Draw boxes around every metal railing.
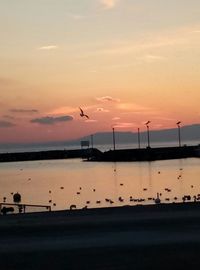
[0,202,51,215]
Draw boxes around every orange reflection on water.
[0,158,200,211]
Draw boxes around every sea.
[0,140,200,213]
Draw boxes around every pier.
[90,145,200,162]
[0,145,199,163]
[0,148,102,163]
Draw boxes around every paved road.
[0,203,200,269]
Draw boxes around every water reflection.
[0,158,200,211]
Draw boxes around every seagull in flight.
[79,107,89,119]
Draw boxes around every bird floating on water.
[79,107,89,119]
[70,204,76,210]
[155,193,161,204]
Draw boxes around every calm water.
[0,158,200,211]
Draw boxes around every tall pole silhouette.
[112,127,116,151]
[137,128,141,149]
[176,121,181,147]
[91,134,94,149]
[145,121,151,148]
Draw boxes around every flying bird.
[79,107,89,119]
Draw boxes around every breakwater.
[0,148,102,163]
[89,145,200,161]
[0,145,199,162]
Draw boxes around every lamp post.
[176,121,181,147]
[145,121,151,148]
[112,127,116,151]
[90,134,94,149]
[137,128,141,149]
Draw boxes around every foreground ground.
[1,203,200,269]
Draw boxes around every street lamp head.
[145,121,151,126]
[176,121,181,125]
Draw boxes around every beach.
[1,202,200,269]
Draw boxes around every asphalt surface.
[0,203,200,269]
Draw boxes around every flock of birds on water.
[51,166,200,210]
[2,165,200,214]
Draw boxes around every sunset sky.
[0,0,200,143]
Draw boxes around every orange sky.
[0,0,200,143]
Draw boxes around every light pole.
[176,121,181,147]
[137,128,141,149]
[145,121,151,148]
[90,134,94,149]
[112,127,116,151]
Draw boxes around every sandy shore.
[1,202,200,269]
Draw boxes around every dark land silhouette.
[74,123,200,145]
[0,148,100,162]
[0,123,200,152]
[0,145,199,162]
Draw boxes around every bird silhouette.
[70,204,76,210]
[79,107,89,119]
[155,193,161,204]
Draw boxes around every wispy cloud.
[79,25,200,60]
[113,122,136,128]
[38,45,58,50]
[139,54,167,63]
[3,115,15,120]
[96,96,120,102]
[48,106,77,115]
[85,119,98,123]
[191,30,200,33]
[92,38,183,56]
[67,13,85,20]
[117,103,159,117]
[95,107,110,112]
[49,105,98,117]
[112,117,120,120]
[30,115,73,125]
[100,0,119,9]
[0,120,15,128]
[152,116,176,122]
[117,103,152,111]
[10,109,39,113]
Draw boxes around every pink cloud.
[85,119,98,123]
[96,96,120,102]
[95,108,110,113]
[113,122,136,128]
[48,106,77,115]
[117,103,151,111]
[112,117,120,120]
